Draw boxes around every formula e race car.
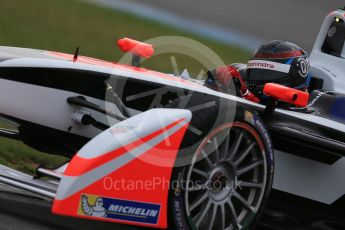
[0,8,345,230]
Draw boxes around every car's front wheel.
[167,96,274,230]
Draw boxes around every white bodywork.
[1,49,345,205]
[310,9,345,92]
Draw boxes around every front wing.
[52,108,191,228]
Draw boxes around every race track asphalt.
[125,0,344,52]
[0,184,138,230]
[1,182,344,230]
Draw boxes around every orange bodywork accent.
[117,37,154,59]
[263,83,309,107]
[45,51,201,87]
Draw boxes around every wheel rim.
[185,122,268,230]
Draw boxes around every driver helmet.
[246,40,311,99]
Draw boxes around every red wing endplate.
[52,109,191,228]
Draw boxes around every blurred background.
[117,0,343,52]
[0,0,345,229]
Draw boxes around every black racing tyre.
[167,93,274,230]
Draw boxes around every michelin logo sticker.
[79,194,161,224]
[81,195,107,217]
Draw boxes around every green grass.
[0,0,250,72]
[0,136,67,174]
[0,119,68,174]
[0,0,249,174]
